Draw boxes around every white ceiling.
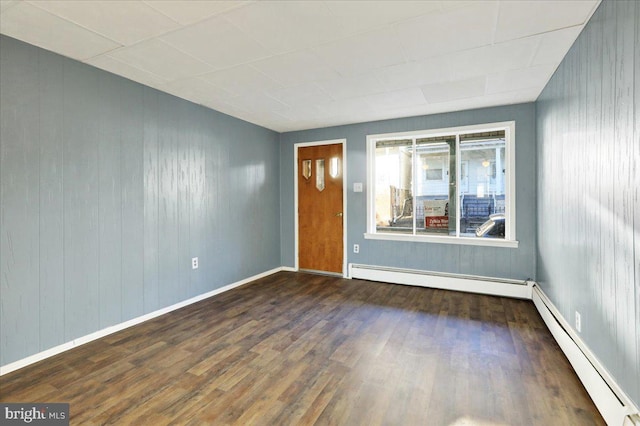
[0,0,600,133]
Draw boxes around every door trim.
[294,139,347,277]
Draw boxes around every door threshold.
[298,269,344,278]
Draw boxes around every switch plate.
[353,182,363,192]
[192,257,198,269]
[575,311,581,333]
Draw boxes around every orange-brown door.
[298,143,344,274]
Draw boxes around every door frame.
[294,139,347,277]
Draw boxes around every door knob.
[336,212,343,217]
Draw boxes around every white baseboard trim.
[532,285,639,425]
[348,263,532,299]
[280,266,296,272]
[0,267,285,376]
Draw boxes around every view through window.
[367,122,515,245]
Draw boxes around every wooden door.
[298,143,343,274]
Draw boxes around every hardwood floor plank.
[0,272,604,425]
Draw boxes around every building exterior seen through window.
[367,122,515,246]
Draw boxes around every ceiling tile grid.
[30,0,181,46]
[0,1,120,60]
[0,0,601,132]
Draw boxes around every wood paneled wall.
[0,35,281,367]
[536,0,639,408]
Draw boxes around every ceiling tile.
[421,77,486,103]
[28,1,180,46]
[366,87,428,111]
[324,0,441,35]
[0,2,120,60]
[200,65,283,98]
[320,87,426,117]
[444,36,540,81]
[108,39,213,81]
[433,88,541,113]
[308,88,427,128]
[86,55,170,88]
[160,15,270,70]
[224,1,349,54]
[495,0,598,43]
[396,2,499,61]
[276,104,332,122]
[437,1,491,13]
[230,110,293,131]
[532,26,584,66]
[486,64,557,95]
[374,104,435,121]
[0,0,596,133]
[267,83,333,107]
[223,92,289,114]
[0,1,19,14]
[159,77,236,105]
[309,27,407,77]
[251,51,341,87]
[317,74,386,100]
[143,1,251,25]
[369,60,451,92]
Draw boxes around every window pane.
[316,159,325,192]
[375,139,413,234]
[302,160,312,180]
[329,157,340,178]
[414,137,455,235]
[459,133,506,238]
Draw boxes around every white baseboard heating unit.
[532,285,640,426]
[348,263,532,299]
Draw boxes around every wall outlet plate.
[192,257,198,269]
[575,311,581,333]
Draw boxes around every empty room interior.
[0,0,639,424]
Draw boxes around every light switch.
[353,182,363,192]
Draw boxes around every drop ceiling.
[0,0,600,132]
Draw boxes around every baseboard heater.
[532,285,640,426]
[348,263,532,299]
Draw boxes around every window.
[366,121,517,247]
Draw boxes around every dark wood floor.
[1,272,604,425]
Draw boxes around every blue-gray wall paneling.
[536,0,639,408]
[63,60,101,341]
[37,50,65,352]
[97,71,123,329]
[120,80,145,322]
[143,88,160,313]
[0,35,281,367]
[0,37,41,365]
[280,104,537,281]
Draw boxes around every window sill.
[363,232,519,248]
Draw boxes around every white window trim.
[365,121,518,248]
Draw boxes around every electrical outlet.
[575,311,581,333]
[192,257,198,269]
[353,244,359,253]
